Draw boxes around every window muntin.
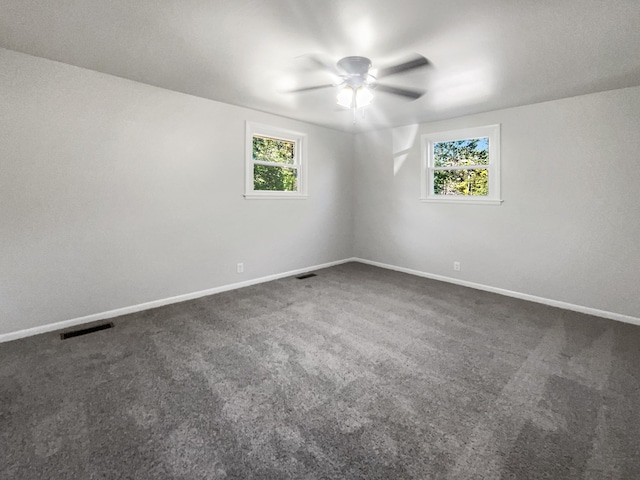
[421,125,501,204]
[245,123,307,199]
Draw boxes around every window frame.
[244,122,308,199]
[420,124,502,205]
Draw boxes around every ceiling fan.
[287,54,430,115]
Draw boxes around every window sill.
[420,197,503,205]
[244,193,308,200]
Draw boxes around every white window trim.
[244,122,308,199]
[420,124,502,205]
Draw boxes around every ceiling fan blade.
[376,55,430,79]
[309,54,335,71]
[294,54,338,74]
[284,84,335,93]
[375,84,425,99]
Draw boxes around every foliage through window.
[245,123,307,198]
[253,136,297,191]
[421,125,501,204]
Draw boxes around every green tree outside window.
[253,136,298,192]
[433,138,489,196]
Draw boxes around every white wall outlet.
[236,263,244,274]
[453,261,461,271]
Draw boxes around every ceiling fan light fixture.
[337,85,374,109]
[336,85,355,108]
[355,86,374,107]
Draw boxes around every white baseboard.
[3,256,637,343]
[353,257,640,327]
[0,258,354,343]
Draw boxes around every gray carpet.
[1,262,639,479]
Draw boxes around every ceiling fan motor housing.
[337,56,372,76]
[337,56,374,90]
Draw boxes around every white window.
[245,122,308,199]
[421,124,502,205]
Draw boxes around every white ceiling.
[1,0,639,132]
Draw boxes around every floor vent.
[61,322,114,340]
[296,273,317,280]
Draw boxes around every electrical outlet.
[453,261,461,271]
[237,263,244,274]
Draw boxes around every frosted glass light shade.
[355,86,373,107]
[337,85,374,109]
[336,86,354,108]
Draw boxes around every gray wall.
[2,46,639,338]
[0,49,354,335]
[353,86,640,318]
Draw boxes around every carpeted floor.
[1,262,639,479]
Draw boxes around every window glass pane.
[253,135,295,165]
[434,169,488,196]
[254,165,298,191]
[434,137,488,167]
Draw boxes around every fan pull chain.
[351,107,368,125]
